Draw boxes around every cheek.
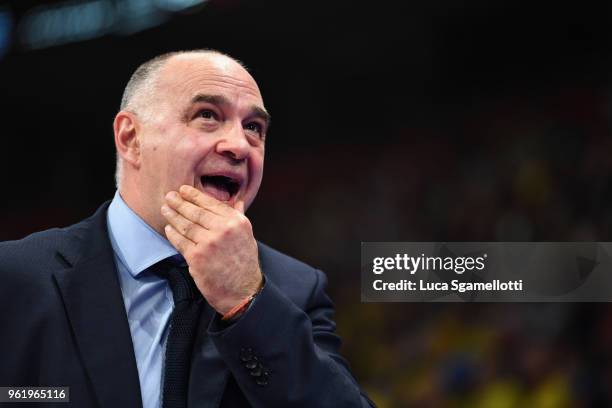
[140,128,169,163]
[169,143,199,173]
[253,156,264,180]
[248,151,265,191]
[170,135,216,178]
[142,135,195,178]
[140,140,164,172]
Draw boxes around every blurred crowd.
[250,86,612,407]
[337,302,612,407]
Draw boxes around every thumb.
[234,200,245,214]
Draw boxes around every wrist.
[221,276,264,322]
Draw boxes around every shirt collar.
[107,190,179,277]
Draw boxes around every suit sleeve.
[207,269,376,407]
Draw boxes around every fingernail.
[165,191,178,200]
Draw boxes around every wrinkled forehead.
[155,54,264,107]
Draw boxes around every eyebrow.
[191,93,271,126]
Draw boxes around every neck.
[118,184,166,237]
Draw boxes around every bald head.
[120,49,249,119]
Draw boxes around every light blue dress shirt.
[106,191,180,408]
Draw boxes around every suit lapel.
[53,202,143,408]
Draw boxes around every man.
[0,50,375,408]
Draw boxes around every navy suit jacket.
[0,202,374,407]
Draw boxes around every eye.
[197,109,217,120]
[244,122,264,137]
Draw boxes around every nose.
[216,121,250,162]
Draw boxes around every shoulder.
[257,241,328,305]
[0,202,109,273]
[0,227,73,303]
[0,205,104,288]
[257,241,321,278]
[0,227,68,271]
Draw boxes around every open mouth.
[200,175,241,202]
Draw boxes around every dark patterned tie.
[151,258,203,408]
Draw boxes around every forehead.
[156,54,264,107]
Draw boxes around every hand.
[161,185,263,315]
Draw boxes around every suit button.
[250,364,263,377]
[245,358,258,369]
[240,348,254,362]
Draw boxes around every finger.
[161,204,208,242]
[234,200,245,214]
[179,185,233,216]
[164,193,217,229]
[164,224,196,256]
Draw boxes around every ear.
[114,111,141,169]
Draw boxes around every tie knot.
[150,259,200,304]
